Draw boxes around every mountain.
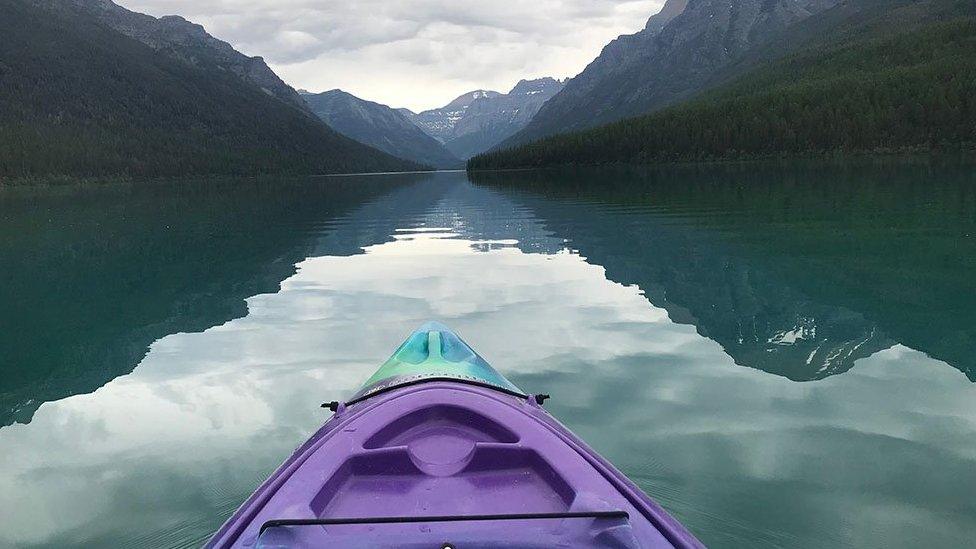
[406,78,564,159]
[302,90,461,169]
[407,90,503,143]
[31,0,309,112]
[443,78,567,159]
[501,0,846,148]
[472,0,976,169]
[0,0,419,180]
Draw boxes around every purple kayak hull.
[207,381,703,548]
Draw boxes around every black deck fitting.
[321,401,340,412]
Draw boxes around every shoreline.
[466,145,976,173]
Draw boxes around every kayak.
[207,322,703,548]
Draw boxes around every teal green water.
[0,163,974,548]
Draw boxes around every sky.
[118,0,664,112]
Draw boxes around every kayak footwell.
[317,411,571,518]
[212,382,694,547]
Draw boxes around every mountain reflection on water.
[0,176,438,426]
[0,163,974,548]
[472,163,976,382]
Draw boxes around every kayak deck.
[210,382,697,547]
[207,323,702,548]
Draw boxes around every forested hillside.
[499,0,844,148]
[0,0,419,181]
[470,18,976,170]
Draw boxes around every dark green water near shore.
[1,163,974,548]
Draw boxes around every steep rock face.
[408,78,565,159]
[27,0,308,111]
[503,0,843,147]
[408,90,503,143]
[303,90,460,169]
[644,0,689,33]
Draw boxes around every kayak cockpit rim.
[342,375,528,407]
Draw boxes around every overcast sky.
[118,0,664,111]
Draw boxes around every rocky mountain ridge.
[406,90,503,144]
[501,0,844,147]
[406,77,565,159]
[302,90,461,168]
[26,0,308,111]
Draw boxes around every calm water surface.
[1,164,974,548]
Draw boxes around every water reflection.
[0,176,440,426]
[471,163,976,382]
[1,166,974,548]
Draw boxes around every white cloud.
[117,0,664,111]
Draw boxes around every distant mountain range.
[0,0,419,180]
[4,0,972,180]
[302,78,565,166]
[405,90,502,144]
[404,78,565,159]
[477,0,976,168]
[302,90,462,169]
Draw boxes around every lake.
[1,162,974,548]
